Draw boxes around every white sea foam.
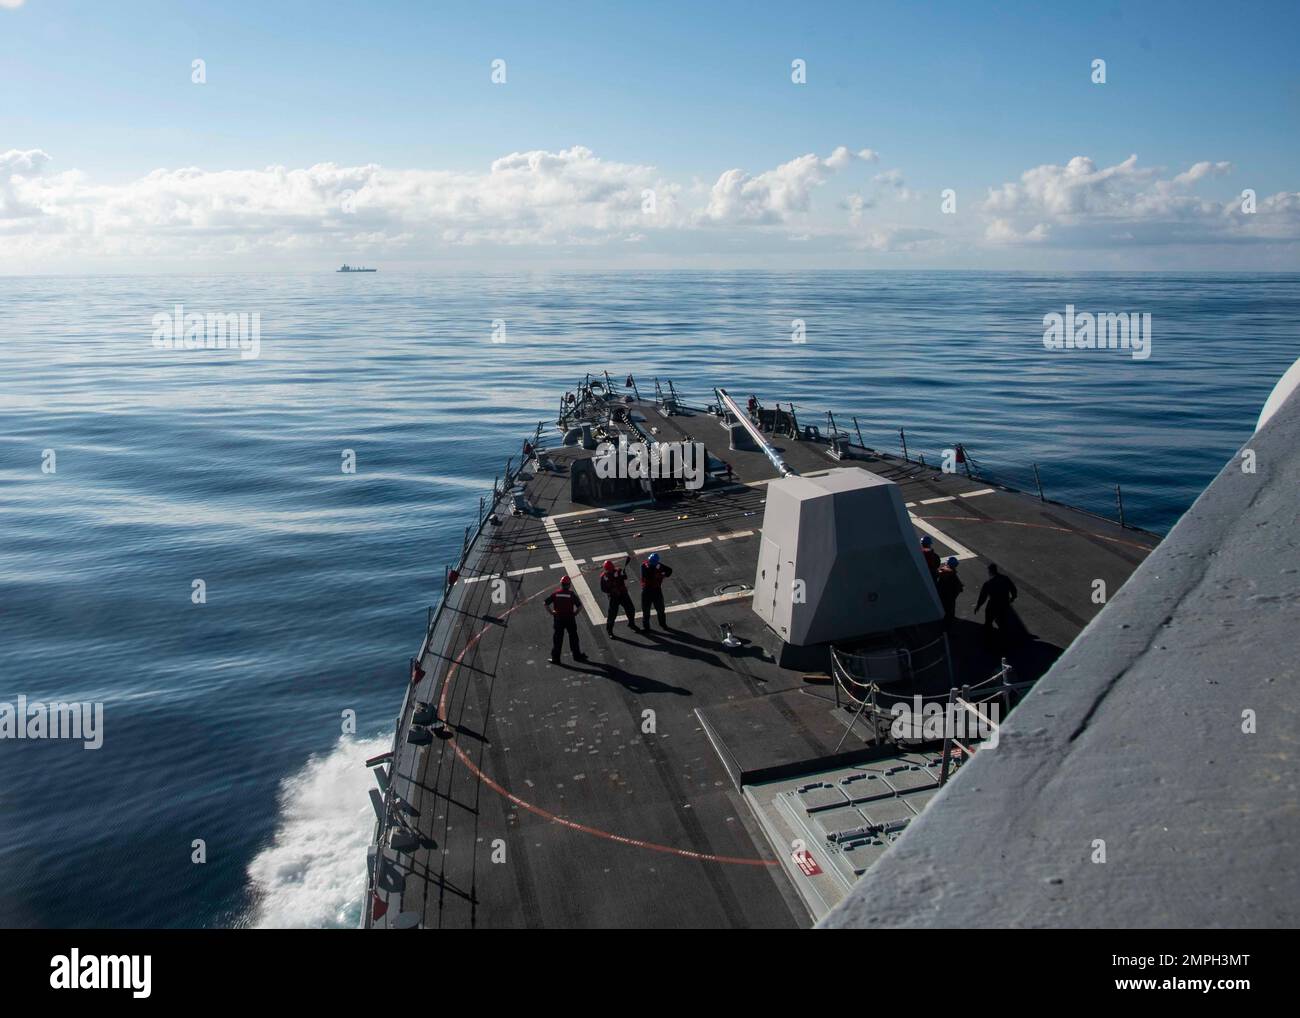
[243,733,389,929]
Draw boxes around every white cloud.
[1,145,1295,267]
[984,218,1050,244]
[1171,160,1233,187]
[697,147,877,225]
[981,153,1299,248]
[0,146,688,259]
[856,225,944,253]
[842,192,873,226]
[1,145,884,261]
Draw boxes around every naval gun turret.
[753,467,943,646]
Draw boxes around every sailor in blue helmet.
[545,575,587,664]
[640,552,674,630]
[919,534,941,583]
[935,556,963,629]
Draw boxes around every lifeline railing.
[938,682,1006,786]
[365,417,545,928]
[829,649,1034,777]
[828,638,953,753]
[700,388,1150,532]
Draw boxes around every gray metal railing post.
[940,688,956,785]
[1033,463,1045,501]
[853,416,864,447]
[900,428,909,463]
[1116,484,1126,528]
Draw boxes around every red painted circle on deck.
[434,580,776,868]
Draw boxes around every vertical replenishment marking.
[909,513,977,560]
[542,516,606,624]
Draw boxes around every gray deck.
[370,394,1160,928]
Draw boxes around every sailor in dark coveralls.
[545,576,586,663]
[935,556,964,628]
[640,553,673,630]
[974,563,1019,646]
[919,535,941,583]
[600,557,638,636]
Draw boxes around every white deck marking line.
[909,514,977,561]
[548,498,655,521]
[908,487,993,509]
[663,588,752,614]
[633,544,672,555]
[548,562,566,569]
[543,516,605,623]
[584,587,752,626]
[676,537,713,547]
[507,566,543,576]
[717,530,754,540]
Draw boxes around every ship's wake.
[242,733,389,929]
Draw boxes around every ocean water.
[0,271,1295,928]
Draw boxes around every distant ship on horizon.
[337,264,377,272]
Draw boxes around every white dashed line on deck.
[907,487,995,509]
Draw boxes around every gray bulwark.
[820,384,1300,929]
[754,468,942,644]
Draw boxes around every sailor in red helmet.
[600,555,638,637]
[640,552,674,630]
[545,575,587,664]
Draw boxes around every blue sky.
[2,0,1298,271]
